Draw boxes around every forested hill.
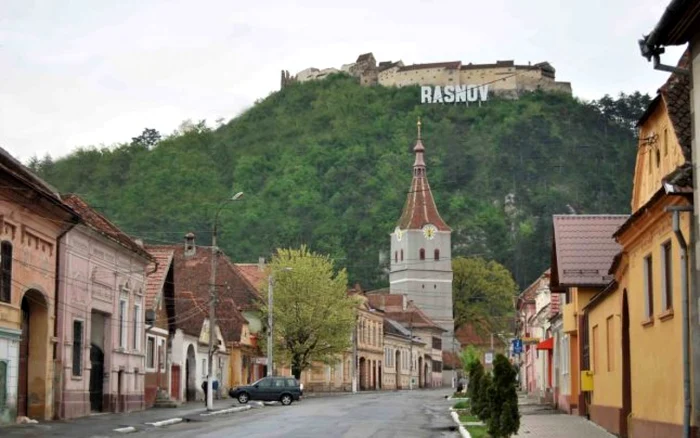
[32,74,649,289]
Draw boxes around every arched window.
[0,241,12,303]
[394,251,398,263]
[419,248,425,260]
[434,249,440,261]
[400,249,404,261]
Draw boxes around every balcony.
[563,302,577,333]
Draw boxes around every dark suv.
[229,376,303,406]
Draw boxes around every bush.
[475,372,492,421]
[467,360,484,412]
[486,354,520,438]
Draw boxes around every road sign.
[485,352,493,365]
[512,339,523,354]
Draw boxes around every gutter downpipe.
[667,205,693,438]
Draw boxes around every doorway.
[621,290,631,437]
[418,357,423,388]
[185,345,196,401]
[395,351,401,389]
[358,357,366,390]
[18,289,49,419]
[89,344,104,412]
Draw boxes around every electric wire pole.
[267,274,274,377]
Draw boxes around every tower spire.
[413,118,426,175]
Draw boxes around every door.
[89,344,104,412]
[256,377,276,401]
[18,300,29,417]
[171,365,181,400]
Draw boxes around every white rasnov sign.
[420,85,489,104]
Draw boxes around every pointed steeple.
[397,119,451,231]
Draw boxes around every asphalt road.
[141,389,459,438]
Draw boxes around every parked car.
[229,376,303,406]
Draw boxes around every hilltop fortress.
[281,52,572,98]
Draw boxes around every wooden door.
[171,365,181,400]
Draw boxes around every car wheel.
[238,393,249,404]
[280,394,293,406]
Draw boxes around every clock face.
[423,224,437,240]
[394,227,403,241]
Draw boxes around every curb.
[450,410,471,438]
[145,417,183,427]
[200,405,252,417]
[114,426,137,434]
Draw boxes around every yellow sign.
[521,337,540,345]
[581,370,594,392]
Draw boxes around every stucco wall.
[587,289,623,410]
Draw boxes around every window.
[419,248,425,260]
[434,361,442,373]
[561,335,569,375]
[394,251,398,263]
[0,241,11,303]
[146,336,156,369]
[133,303,141,350]
[656,148,661,168]
[158,339,165,371]
[662,241,673,311]
[400,249,403,261]
[434,249,440,261]
[0,361,6,410]
[285,378,297,387]
[258,377,273,387]
[72,320,83,376]
[119,298,127,348]
[644,255,654,319]
[664,128,668,156]
[606,316,614,372]
[592,325,598,373]
[201,359,206,379]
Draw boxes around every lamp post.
[267,267,292,377]
[207,191,243,411]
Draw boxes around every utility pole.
[267,274,274,377]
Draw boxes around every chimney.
[134,238,144,248]
[184,232,196,257]
[258,257,265,271]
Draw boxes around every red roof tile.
[145,247,174,309]
[145,242,257,342]
[366,294,445,332]
[455,323,489,347]
[62,194,153,261]
[551,215,628,289]
[397,124,451,232]
[236,263,266,292]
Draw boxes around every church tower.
[389,119,455,351]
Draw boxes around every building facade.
[56,195,153,418]
[0,149,79,424]
[388,121,455,388]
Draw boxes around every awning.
[536,338,554,350]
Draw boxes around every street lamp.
[267,267,292,377]
[207,191,243,411]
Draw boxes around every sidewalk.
[1,399,243,437]
[514,393,615,438]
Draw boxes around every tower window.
[434,249,440,261]
[395,251,398,263]
[656,149,661,168]
[400,249,404,261]
[419,249,425,260]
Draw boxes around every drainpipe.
[666,205,693,438]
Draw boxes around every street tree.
[452,257,518,337]
[262,245,358,379]
[487,354,520,437]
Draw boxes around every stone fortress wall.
[281,52,572,98]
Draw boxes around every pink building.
[55,195,153,418]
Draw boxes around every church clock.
[422,224,437,240]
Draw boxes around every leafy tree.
[591,91,652,132]
[461,345,482,373]
[487,354,520,437]
[453,257,518,337]
[262,245,357,379]
[131,128,161,149]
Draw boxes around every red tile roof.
[398,61,461,72]
[397,126,451,232]
[144,242,257,342]
[145,247,174,309]
[550,215,628,289]
[443,351,462,369]
[236,263,266,292]
[366,294,445,332]
[455,323,489,347]
[62,194,153,262]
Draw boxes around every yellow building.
[584,55,692,437]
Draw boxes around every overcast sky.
[0,0,686,161]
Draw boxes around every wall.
[587,287,623,435]
[621,197,690,431]
[690,30,700,437]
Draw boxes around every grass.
[453,400,470,410]
[465,425,490,438]
[458,413,480,423]
[452,392,469,399]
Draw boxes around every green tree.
[461,345,481,373]
[131,127,161,149]
[487,354,520,437]
[453,257,518,337]
[262,245,357,379]
[467,359,484,407]
[476,371,492,421]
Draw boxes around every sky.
[0,0,687,161]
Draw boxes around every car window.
[285,378,297,387]
[257,378,273,387]
[274,379,285,387]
